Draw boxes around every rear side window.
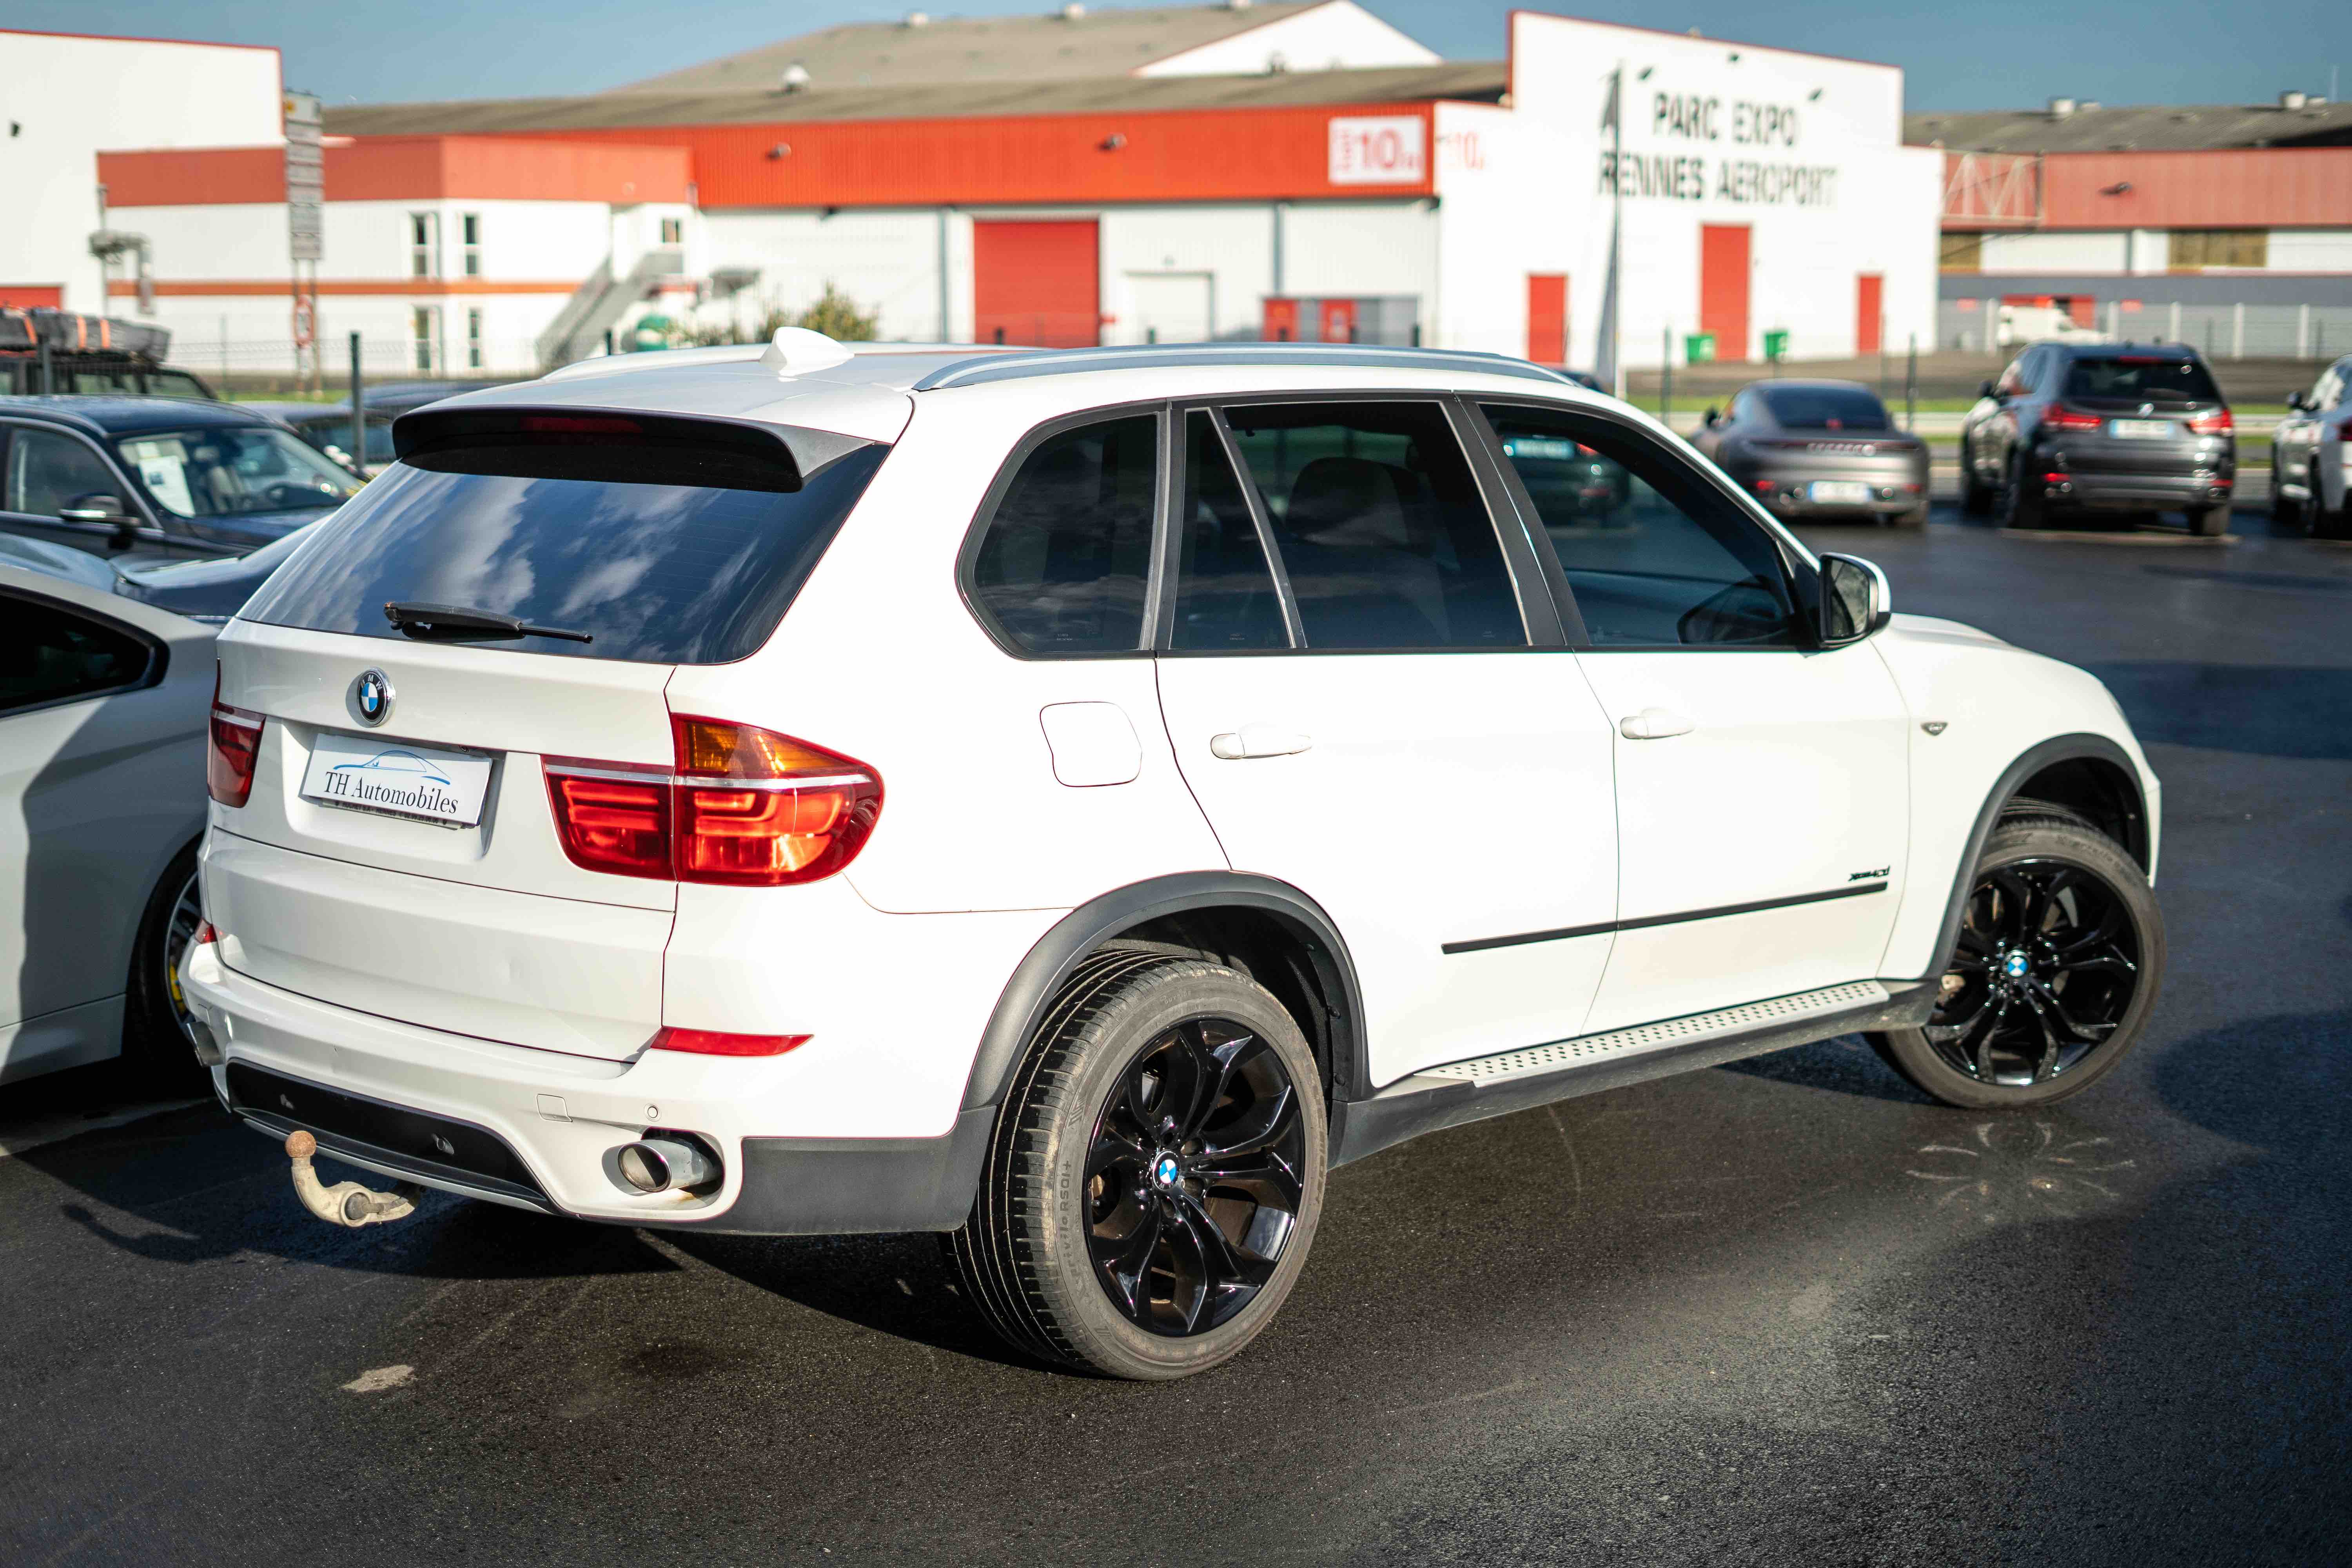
[1173,412,1288,652]
[2063,356,2221,403]
[241,432,887,665]
[1222,401,1526,650]
[0,592,156,714]
[1757,386,1890,431]
[967,414,1155,654]
[5,428,121,519]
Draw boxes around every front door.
[1480,401,1909,1033]
[1153,399,1619,1085]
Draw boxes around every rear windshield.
[2062,356,2221,403]
[1758,386,1891,430]
[240,437,888,664]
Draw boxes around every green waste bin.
[1763,328,1790,361]
[1684,333,1716,365]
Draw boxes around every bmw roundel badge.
[353,668,394,727]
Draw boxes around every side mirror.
[1818,553,1892,648]
[1978,380,1999,399]
[2287,392,2310,412]
[59,493,132,524]
[1702,406,1721,427]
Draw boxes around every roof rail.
[911,341,1583,392]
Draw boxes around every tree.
[695,284,880,347]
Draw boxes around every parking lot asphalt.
[4,498,2348,1566]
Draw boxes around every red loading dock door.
[1699,225,1751,363]
[0,286,65,309]
[1856,274,1883,356]
[1527,274,1567,364]
[1319,298,1357,344]
[973,220,1100,349]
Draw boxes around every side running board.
[1329,979,1936,1167]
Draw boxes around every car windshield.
[2062,356,2222,403]
[111,426,362,519]
[1758,387,1891,430]
[296,412,396,466]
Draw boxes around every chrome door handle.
[1618,708,1695,740]
[1209,725,1314,760]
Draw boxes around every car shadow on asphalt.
[1717,1031,1936,1103]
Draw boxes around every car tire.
[2269,450,2297,524]
[123,840,209,1089]
[2311,460,2347,541]
[1998,452,2046,530]
[951,952,1327,1380]
[1959,439,1993,516]
[2185,504,2229,537]
[1867,804,2165,1110]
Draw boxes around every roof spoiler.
[390,405,877,490]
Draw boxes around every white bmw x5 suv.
[181,332,2165,1380]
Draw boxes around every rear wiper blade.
[383,600,592,643]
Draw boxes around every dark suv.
[0,397,361,564]
[1959,342,2234,535]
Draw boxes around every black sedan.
[1691,381,1930,526]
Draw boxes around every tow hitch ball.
[284,1130,423,1228]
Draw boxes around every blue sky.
[21,0,2342,112]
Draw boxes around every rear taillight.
[2187,408,2234,436]
[2044,407,2103,432]
[542,718,882,886]
[672,716,882,886]
[194,921,220,947]
[206,671,263,808]
[543,761,671,878]
[648,1026,812,1057]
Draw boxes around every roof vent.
[1226,0,1254,9]
[2048,96,2077,118]
[2281,89,2308,109]
[760,326,854,377]
[1058,3,1085,19]
[778,61,811,92]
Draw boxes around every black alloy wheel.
[1926,859,2140,1086]
[158,870,205,1047]
[1959,437,1994,515]
[2312,459,2347,541]
[124,841,210,1085]
[1083,1016,1307,1338]
[1999,450,2047,530]
[953,953,1328,1379]
[1869,804,2164,1109]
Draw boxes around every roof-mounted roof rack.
[911,341,1582,392]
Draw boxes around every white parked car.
[2272,354,2351,537]
[181,333,2166,1379]
[1,546,214,1084]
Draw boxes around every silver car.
[1692,380,1931,527]
[0,544,214,1085]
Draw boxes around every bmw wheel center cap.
[2004,953,2031,979]
[353,668,394,726]
[1154,1153,1181,1188]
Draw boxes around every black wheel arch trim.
[960,871,1369,1114]
[1900,731,2149,989]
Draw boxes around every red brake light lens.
[648,1026,812,1057]
[193,921,220,947]
[671,717,882,886]
[2044,407,2104,432]
[541,719,882,886]
[2187,408,2234,436]
[206,670,263,808]
[543,762,671,878]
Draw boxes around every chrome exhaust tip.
[616,1136,722,1194]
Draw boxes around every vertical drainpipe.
[937,207,953,343]
[1270,201,1287,334]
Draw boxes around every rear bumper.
[1724,457,1929,517]
[2044,469,2232,511]
[181,940,994,1232]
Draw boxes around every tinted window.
[5,428,121,518]
[1757,386,1891,431]
[113,426,359,519]
[142,370,212,400]
[2062,356,2221,403]
[243,439,888,665]
[968,415,1155,654]
[1172,412,1287,652]
[0,593,152,713]
[1486,405,1801,648]
[1223,402,1525,650]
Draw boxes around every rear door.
[1480,401,1909,1033]
[1152,397,1620,1085]
[211,410,894,1059]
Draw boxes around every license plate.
[1808,481,1873,505]
[301,731,494,829]
[2109,418,2172,439]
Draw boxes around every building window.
[659,216,683,246]
[409,212,439,279]
[466,308,483,370]
[461,213,482,278]
[412,305,439,372]
[2169,230,2267,270]
[1938,232,1984,273]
